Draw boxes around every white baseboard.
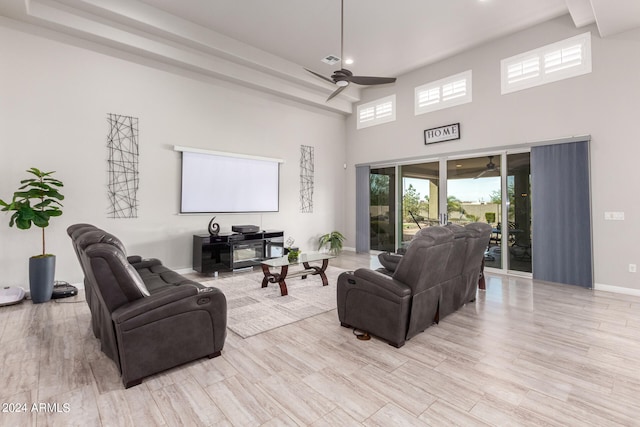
[594,283,640,297]
[174,267,197,275]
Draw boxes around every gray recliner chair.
[68,224,227,388]
[337,226,454,347]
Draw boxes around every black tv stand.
[193,230,284,274]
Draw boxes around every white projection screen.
[179,149,281,213]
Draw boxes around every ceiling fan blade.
[474,167,501,179]
[474,170,489,179]
[327,85,347,101]
[348,76,397,85]
[305,68,334,84]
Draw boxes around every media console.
[193,230,284,274]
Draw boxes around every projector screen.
[179,149,280,213]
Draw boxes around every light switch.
[604,211,625,220]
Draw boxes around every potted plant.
[287,248,300,262]
[284,237,300,261]
[317,231,345,255]
[0,168,64,303]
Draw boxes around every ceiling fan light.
[336,80,349,87]
[344,58,354,65]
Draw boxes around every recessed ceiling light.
[344,58,354,65]
[456,164,462,168]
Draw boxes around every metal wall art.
[107,113,139,218]
[299,145,314,213]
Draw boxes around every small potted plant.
[284,237,300,261]
[287,248,300,262]
[0,168,64,303]
[317,231,345,255]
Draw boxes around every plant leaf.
[27,167,43,176]
[15,217,32,229]
[32,210,50,227]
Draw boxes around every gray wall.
[0,22,347,286]
[345,15,640,293]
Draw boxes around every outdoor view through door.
[370,152,532,274]
[400,162,439,247]
[370,167,396,252]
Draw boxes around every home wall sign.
[424,123,460,145]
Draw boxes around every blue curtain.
[531,141,592,288]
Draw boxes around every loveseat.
[337,223,491,347]
[67,224,227,388]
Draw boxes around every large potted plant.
[0,168,64,303]
[317,231,345,255]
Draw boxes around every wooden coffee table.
[260,252,335,296]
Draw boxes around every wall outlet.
[629,264,637,273]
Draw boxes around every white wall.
[0,22,347,287]
[345,15,640,292]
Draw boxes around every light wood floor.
[2,251,640,426]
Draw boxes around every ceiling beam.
[565,0,640,37]
[565,0,595,28]
[0,0,358,114]
[590,0,640,37]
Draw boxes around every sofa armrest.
[338,268,411,299]
[377,252,403,273]
[129,258,163,270]
[111,284,227,387]
[127,255,143,264]
[112,285,223,326]
[337,269,412,347]
[352,269,412,298]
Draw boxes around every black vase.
[29,255,55,304]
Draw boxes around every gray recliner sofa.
[338,223,491,347]
[68,224,227,388]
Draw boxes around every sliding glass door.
[366,152,533,274]
[446,156,502,225]
[369,167,396,252]
[505,152,532,273]
[399,162,440,248]
[446,155,502,267]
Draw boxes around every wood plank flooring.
[2,252,640,426]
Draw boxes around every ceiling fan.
[305,0,397,101]
[473,156,500,179]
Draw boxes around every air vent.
[321,55,340,65]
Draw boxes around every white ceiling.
[137,0,571,78]
[1,0,639,113]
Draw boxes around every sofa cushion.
[135,264,204,294]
